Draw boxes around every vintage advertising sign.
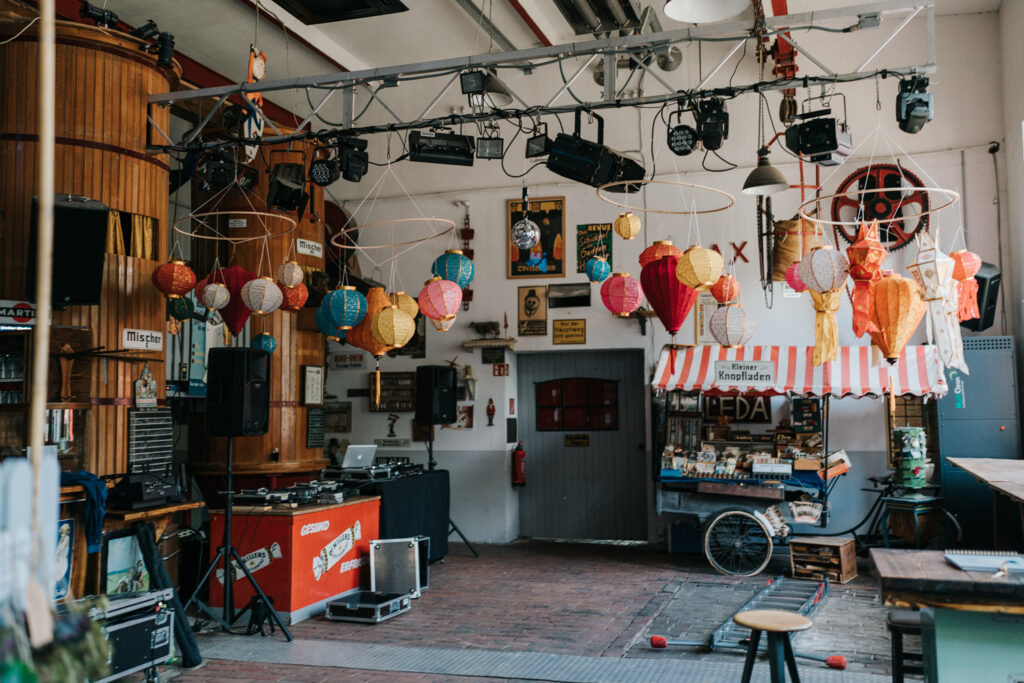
[704,395,773,423]
[714,360,775,388]
[296,238,324,259]
[518,286,547,336]
[330,352,367,370]
[507,196,565,278]
[695,293,719,345]
[0,300,38,326]
[552,319,586,345]
[121,328,163,351]
[575,223,612,273]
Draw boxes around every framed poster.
[575,223,612,273]
[547,283,590,308]
[55,519,74,600]
[553,319,587,344]
[323,401,353,432]
[102,530,150,594]
[507,196,565,278]
[518,286,547,336]
[303,365,324,406]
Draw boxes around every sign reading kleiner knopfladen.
[121,328,163,351]
[714,360,774,388]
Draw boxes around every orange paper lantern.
[152,260,196,299]
[347,287,393,357]
[869,274,927,363]
[279,282,309,312]
[710,275,740,304]
[639,240,682,268]
[846,221,888,338]
[950,250,982,321]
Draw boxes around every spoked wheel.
[703,508,774,576]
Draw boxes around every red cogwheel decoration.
[830,164,929,250]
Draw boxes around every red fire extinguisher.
[511,441,526,487]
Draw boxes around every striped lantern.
[711,274,740,304]
[431,316,457,332]
[251,333,277,354]
[277,260,304,288]
[371,305,416,349]
[324,286,368,331]
[951,250,982,321]
[600,272,644,317]
[585,257,612,283]
[640,255,698,335]
[202,281,231,310]
[675,246,723,291]
[152,260,196,299]
[639,240,682,268]
[347,287,393,357]
[315,304,344,342]
[166,296,194,322]
[279,282,309,312]
[797,246,849,293]
[388,291,420,320]
[418,277,462,321]
[709,304,756,347]
[432,249,475,289]
[785,263,808,293]
[614,212,641,240]
[241,276,283,315]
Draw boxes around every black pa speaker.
[206,348,271,437]
[961,261,1001,332]
[28,195,108,306]
[415,365,457,425]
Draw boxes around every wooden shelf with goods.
[789,535,857,583]
[368,371,417,412]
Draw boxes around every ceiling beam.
[507,0,552,46]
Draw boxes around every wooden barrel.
[0,13,179,475]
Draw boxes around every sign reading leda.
[714,360,774,388]
[121,328,163,351]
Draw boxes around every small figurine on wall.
[486,398,496,426]
[134,362,157,408]
[387,413,400,438]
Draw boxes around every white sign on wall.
[695,293,719,345]
[296,238,324,259]
[0,300,38,326]
[714,360,775,388]
[228,218,247,228]
[121,328,163,351]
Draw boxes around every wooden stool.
[886,608,924,682]
[734,609,813,683]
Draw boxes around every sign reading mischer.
[714,360,775,388]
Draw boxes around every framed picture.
[323,401,353,432]
[518,286,547,336]
[575,223,612,273]
[55,518,74,601]
[102,530,150,594]
[303,365,324,406]
[507,196,566,278]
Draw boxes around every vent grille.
[128,408,173,473]
[962,336,1013,352]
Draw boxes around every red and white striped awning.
[652,345,947,398]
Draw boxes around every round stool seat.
[734,609,813,633]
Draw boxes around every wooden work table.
[947,457,1024,550]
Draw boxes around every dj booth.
[359,469,450,562]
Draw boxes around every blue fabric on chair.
[60,471,107,553]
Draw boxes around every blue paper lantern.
[431,249,475,289]
[324,286,367,331]
[316,304,345,342]
[585,257,611,283]
[251,333,277,354]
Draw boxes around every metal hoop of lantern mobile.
[173,210,297,243]
[329,217,456,250]
[596,179,735,215]
[798,186,959,237]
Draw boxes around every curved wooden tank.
[187,138,329,496]
[0,13,179,475]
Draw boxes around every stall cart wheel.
[703,508,773,576]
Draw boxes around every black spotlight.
[309,148,340,187]
[459,70,486,94]
[476,125,504,160]
[338,137,368,182]
[79,1,118,27]
[130,20,159,40]
[186,150,236,193]
[666,108,698,156]
[155,32,175,69]
[896,76,933,134]
[525,122,551,158]
[695,98,729,151]
[267,163,309,219]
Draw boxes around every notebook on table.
[944,550,1024,575]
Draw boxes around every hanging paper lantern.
[347,287,393,357]
[711,274,740,304]
[431,316,456,332]
[511,216,540,250]
[166,296,194,322]
[846,221,888,338]
[639,240,682,269]
[785,263,808,293]
[315,304,344,342]
[388,291,420,320]
[675,246,724,292]
[371,305,416,349]
[709,304,756,348]
[797,246,849,293]
[251,333,277,354]
[584,257,611,283]
[418,277,462,321]
[614,212,641,240]
[432,249,475,288]
[600,272,644,317]
[951,250,982,321]
[194,275,209,300]
[908,232,965,372]
[324,286,368,331]
[241,276,283,315]
[809,289,843,366]
[279,282,309,313]
[641,255,698,335]
[202,281,231,311]
[869,274,927,363]
[277,261,304,288]
[214,265,257,334]
[152,260,196,299]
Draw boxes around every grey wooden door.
[516,349,646,540]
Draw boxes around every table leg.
[766,632,786,683]
[881,508,892,549]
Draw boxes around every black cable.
[700,149,737,172]
[557,57,588,106]
[728,38,748,88]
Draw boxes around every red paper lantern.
[785,263,808,292]
[214,265,257,334]
[640,255,698,335]
[951,250,982,321]
[152,260,196,299]
[600,272,643,317]
[279,282,309,312]
[639,240,682,269]
[711,274,740,304]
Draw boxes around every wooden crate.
[788,535,857,583]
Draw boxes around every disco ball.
[511,217,540,250]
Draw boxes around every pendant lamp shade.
[600,272,644,317]
[664,0,748,23]
[388,291,420,320]
[251,333,277,354]
[585,257,612,283]
[741,152,788,196]
[167,296,194,322]
[241,276,283,315]
[315,304,344,342]
[324,286,368,331]
[418,277,462,321]
[639,240,683,268]
[785,262,808,292]
[711,274,740,304]
[869,274,927,363]
[347,286,393,357]
[432,249,475,288]
[152,259,196,299]
[279,282,309,312]
[709,303,756,347]
[676,246,724,291]
[614,212,642,240]
[277,260,304,288]
[371,305,416,349]
[797,246,849,293]
[640,255,698,335]
[950,250,982,321]
[431,316,457,332]
[201,281,231,311]
[214,265,257,334]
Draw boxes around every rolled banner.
[312,525,356,581]
[216,542,283,584]
[809,289,842,367]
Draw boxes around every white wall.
[323,10,1010,543]
[1001,0,1024,377]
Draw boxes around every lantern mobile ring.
[799,186,959,227]
[173,211,297,243]
[329,217,457,249]
[596,179,736,215]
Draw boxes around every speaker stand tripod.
[185,438,293,641]
[427,429,479,558]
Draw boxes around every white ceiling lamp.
[664,0,748,23]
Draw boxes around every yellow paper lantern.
[614,212,642,240]
[388,291,420,320]
[675,246,723,291]
[371,305,416,349]
[809,289,842,366]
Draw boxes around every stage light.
[476,126,504,160]
[666,108,697,156]
[695,98,729,151]
[461,70,512,109]
[309,149,340,187]
[267,163,309,219]
[896,76,933,134]
[339,137,369,182]
[784,107,851,166]
[130,20,159,40]
[742,148,788,196]
[525,123,551,158]
[155,32,175,69]
[79,1,119,27]
[547,110,645,191]
[460,71,485,94]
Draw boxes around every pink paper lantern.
[785,262,808,293]
[417,277,463,322]
[600,272,644,317]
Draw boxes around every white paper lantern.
[709,303,756,348]
[241,276,283,315]
[277,260,304,288]
[797,246,849,293]
[431,316,456,332]
[202,281,231,311]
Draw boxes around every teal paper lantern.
[167,296,195,322]
[324,286,367,331]
[585,257,611,283]
[251,333,277,354]
[316,304,345,342]
[431,249,475,289]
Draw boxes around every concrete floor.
[148,540,910,682]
